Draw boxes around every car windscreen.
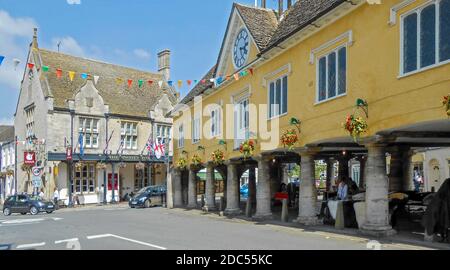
[136,188,147,195]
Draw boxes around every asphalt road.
[0,205,433,250]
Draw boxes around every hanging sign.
[66,147,73,161]
[24,152,36,165]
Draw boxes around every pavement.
[0,203,444,250]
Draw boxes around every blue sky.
[0,0,282,125]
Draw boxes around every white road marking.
[55,238,79,244]
[86,234,167,250]
[2,218,45,224]
[16,242,46,249]
[51,217,63,221]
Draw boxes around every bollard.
[281,199,289,223]
[201,194,205,207]
[245,196,252,218]
[335,201,345,230]
[219,196,225,216]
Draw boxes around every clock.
[233,28,250,69]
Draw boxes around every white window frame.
[267,75,288,120]
[233,97,250,149]
[315,45,348,104]
[192,116,201,144]
[210,107,222,137]
[25,106,35,140]
[79,117,99,149]
[121,121,138,150]
[156,124,171,143]
[399,0,450,77]
[178,124,184,149]
[73,163,96,195]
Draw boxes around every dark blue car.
[3,194,56,216]
[129,185,166,208]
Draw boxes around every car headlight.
[139,197,147,202]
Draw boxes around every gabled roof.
[234,3,279,51]
[263,0,346,53]
[35,48,177,118]
[179,65,216,105]
[0,126,14,143]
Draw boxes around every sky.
[0,0,282,126]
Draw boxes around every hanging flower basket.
[281,129,299,150]
[239,139,255,159]
[0,172,6,178]
[96,162,107,170]
[343,114,368,142]
[191,154,202,167]
[211,149,225,165]
[75,162,83,171]
[118,162,127,169]
[443,94,450,116]
[21,163,32,172]
[135,162,145,171]
[6,170,14,177]
[176,157,187,170]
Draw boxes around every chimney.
[157,49,171,81]
[261,0,266,8]
[32,27,38,48]
[278,0,284,17]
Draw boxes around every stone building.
[0,126,15,203]
[14,29,178,205]
[170,0,450,237]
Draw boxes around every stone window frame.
[121,121,138,150]
[79,117,100,149]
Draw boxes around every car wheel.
[144,200,150,208]
[3,207,11,216]
[30,206,39,215]
[46,211,53,214]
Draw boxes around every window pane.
[318,57,327,101]
[440,0,450,62]
[121,123,125,135]
[93,120,98,132]
[276,79,281,115]
[338,47,347,95]
[132,137,137,149]
[132,124,137,135]
[269,82,275,117]
[282,76,288,114]
[327,52,336,98]
[421,5,436,68]
[404,13,418,73]
[85,134,91,147]
[93,135,98,147]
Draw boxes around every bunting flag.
[209,78,215,83]
[168,81,173,87]
[13,59,21,70]
[138,79,143,88]
[0,55,4,66]
[81,73,88,80]
[147,80,154,86]
[116,78,123,85]
[127,79,133,88]
[27,63,35,69]
[201,79,206,84]
[158,81,163,88]
[234,74,239,81]
[187,80,192,86]
[56,68,62,79]
[177,80,183,89]
[94,75,100,85]
[42,65,49,72]
[68,71,75,81]
[194,80,198,85]
[249,68,254,75]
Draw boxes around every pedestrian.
[39,188,45,200]
[53,187,59,207]
[337,178,348,201]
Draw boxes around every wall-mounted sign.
[24,152,36,165]
[66,148,72,161]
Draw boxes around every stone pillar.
[338,156,350,180]
[225,161,241,215]
[357,156,367,190]
[182,172,189,205]
[204,163,216,211]
[282,164,290,184]
[173,169,183,207]
[248,167,257,205]
[166,167,174,209]
[254,156,272,219]
[326,159,334,192]
[388,147,403,193]
[187,168,197,208]
[361,143,395,237]
[296,151,319,225]
[402,148,414,191]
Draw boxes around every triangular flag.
[68,71,75,81]
[187,80,192,86]
[0,56,4,66]
[201,79,206,84]
[93,75,100,84]
[27,63,35,69]
[194,80,198,85]
[209,78,215,83]
[234,74,239,81]
[42,66,49,72]
[226,76,230,81]
[147,80,154,86]
[56,68,62,79]
[13,59,21,70]
[249,68,254,75]
[168,81,173,86]
[81,73,88,80]
[138,79,144,88]
[158,81,163,88]
[177,80,182,89]
[127,79,133,88]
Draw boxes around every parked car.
[129,185,167,208]
[3,194,56,216]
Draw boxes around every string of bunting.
[0,54,255,90]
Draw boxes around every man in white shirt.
[337,179,348,201]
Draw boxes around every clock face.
[233,28,250,69]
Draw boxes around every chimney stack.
[278,0,284,17]
[261,0,266,8]
[157,49,171,81]
[32,27,38,48]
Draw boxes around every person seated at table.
[337,178,348,201]
[348,177,360,195]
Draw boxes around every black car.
[129,185,166,208]
[2,194,56,216]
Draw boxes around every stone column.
[173,169,183,207]
[187,168,197,208]
[204,163,216,211]
[296,151,319,225]
[361,143,395,237]
[166,167,174,209]
[282,164,290,184]
[357,156,367,190]
[248,167,257,205]
[225,161,241,215]
[338,156,350,180]
[388,146,403,193]
[254,155,272,219]
[402,148,414,191]
[326,158,334,192]
[182,172,189,205]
